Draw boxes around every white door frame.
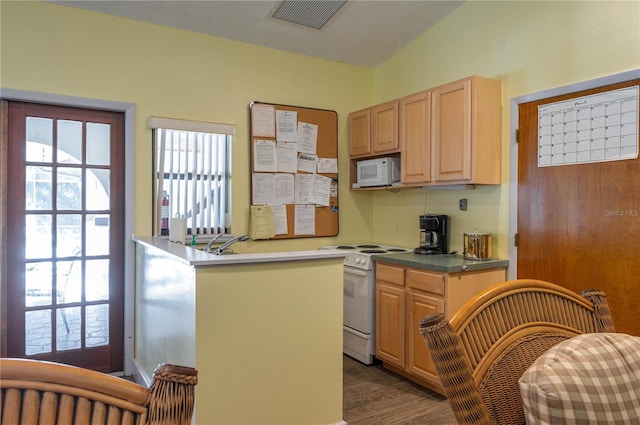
[508,69,640,280]
[1,88,137,375]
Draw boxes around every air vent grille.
[271,0,347,30]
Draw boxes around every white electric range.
[321,243,411,364]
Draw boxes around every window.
[150,117,235,238]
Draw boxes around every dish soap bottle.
[191,235,197,247]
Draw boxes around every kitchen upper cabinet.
[348,108,371,157]
[400,91,431,184]
[432,76,502,184]
[350,75,501,189]
[371,100,400,154]
[348,99,400,158]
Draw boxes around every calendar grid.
[538,86,639,167]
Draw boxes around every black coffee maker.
[414,214,448,255]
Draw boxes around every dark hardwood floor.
[343,355,456,425]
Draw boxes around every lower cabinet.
[375,262,507,394]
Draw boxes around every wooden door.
[517,79,640,336]
[400,91,431,184]
[3,101,125,371]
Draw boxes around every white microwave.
[354,157,401,188]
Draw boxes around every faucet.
[203,234,224,253]
[212,235,250,255]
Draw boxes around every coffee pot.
[414,214,448,255]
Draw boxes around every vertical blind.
[149,117,235,236]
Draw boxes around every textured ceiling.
[49,0,464,68]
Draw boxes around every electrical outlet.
[459,198,468,211]
[394,222,401,234]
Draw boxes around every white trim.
[508,69,640,280]
[1,87,137,375]
[148,116,235,135]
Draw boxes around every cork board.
[249,101,338,239]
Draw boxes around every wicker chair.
[0,358,198,425]
[419,279,614,425]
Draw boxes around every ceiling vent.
[271,0,347,30]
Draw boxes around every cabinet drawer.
[406,269,445,295]
[376,263,405,286]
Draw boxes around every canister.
[463,232,491,260]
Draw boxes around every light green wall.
[2,0,639,255]
[195,259,343,424]
[370,0,640,256]
[0,0,374,252]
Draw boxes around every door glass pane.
[25,262,52,307]
[57,120,82,164]
[86,214,109,256]
[26,117,52,163]
[25,166,52,210]
[25,309,52,355]
[87,123,110,165]
[57,307,81,351]
[57,260,81,304]
[57,167,82,210]
[56,214,82,258]
[86,259,109,302]
[86,168,110,210]
[26,214,52,259]
[86,304,109,347]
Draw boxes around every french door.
[3,101,124,372]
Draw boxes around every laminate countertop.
[133,236,347,267]
[371,252,508,273]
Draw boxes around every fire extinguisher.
[161,191,170,231]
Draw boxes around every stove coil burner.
[336,245,356,249]
[360,249,386,254]
[386,248,407,252]
[357,244,380,249]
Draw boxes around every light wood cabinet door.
[372,100,399,154]
[375,282,405,368]
[432,78,472,182]
[348,108,371,157]
[400,91,431,184]
[407,290,444,382]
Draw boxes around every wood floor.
[343,355,456,425]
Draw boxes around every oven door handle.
[343,267,369,278]
[343,267,369,298]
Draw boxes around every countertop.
[371,252,508,273]
[133,236,347,267]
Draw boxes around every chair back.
[0,358,197,425]
[419,279,614,425]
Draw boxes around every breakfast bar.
[133,237,347,425]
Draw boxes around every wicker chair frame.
[419,279,614,425]
[0,358,197,425]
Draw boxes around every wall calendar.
[538,85,639,167]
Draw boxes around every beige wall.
[370,0,640,256]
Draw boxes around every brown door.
[517,79,640,336]
[3,101,124,372]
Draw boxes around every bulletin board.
[249,101,339,239]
